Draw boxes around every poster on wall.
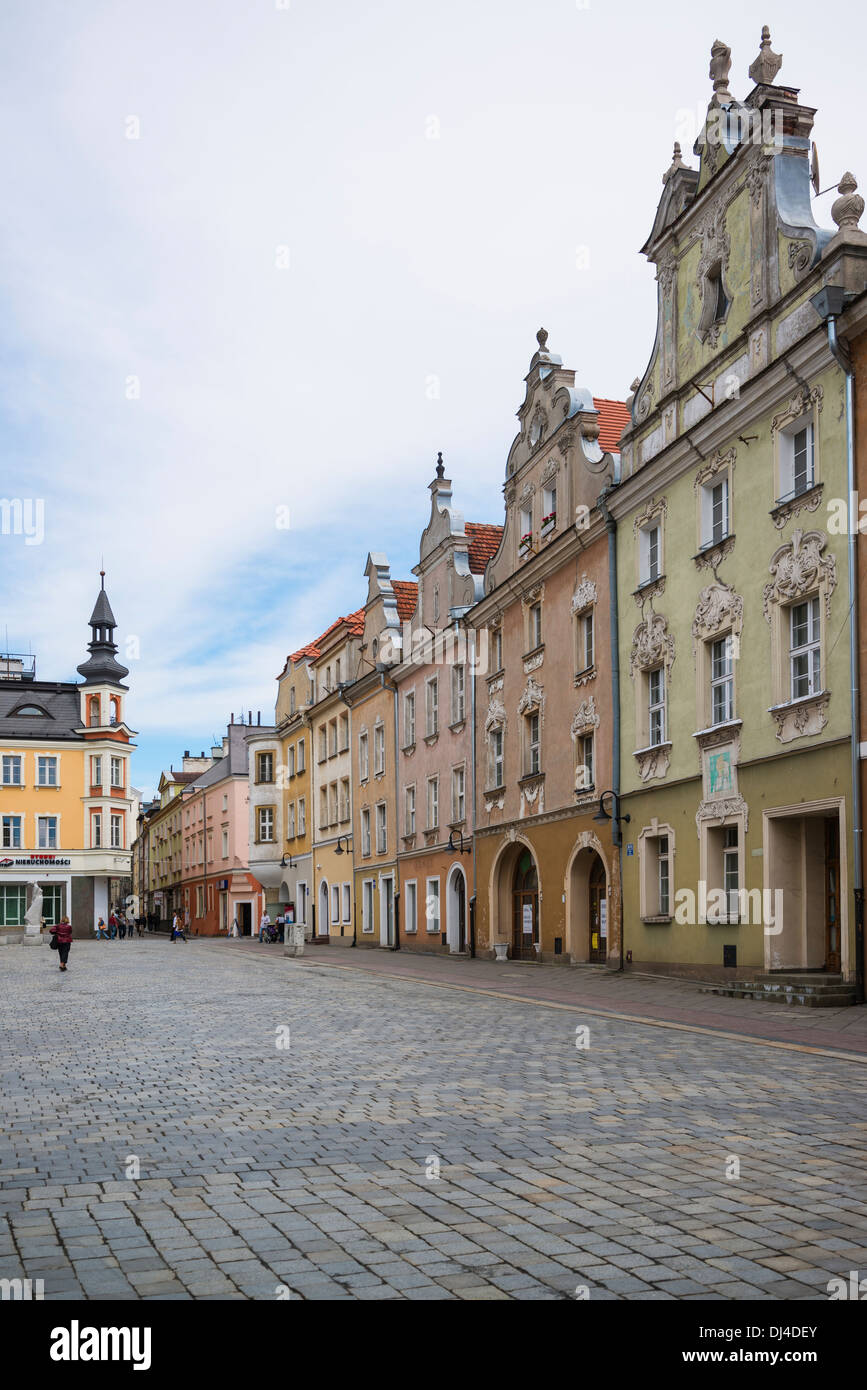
[599,899,607,938]
[522,904,533,935]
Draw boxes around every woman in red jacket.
[50,915,73,971]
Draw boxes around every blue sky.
[0,0,863,797]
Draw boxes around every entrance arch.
[490,837,540,959]
[567,841,609,962]
[511,848,539,960]
[318,879,330,937]
[446,863,467,953]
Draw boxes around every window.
[374,722,385,775]
[701,476,730,548]
[332,884,340,924]
[318,728,328,762]
[38,816,58,850]
[528,603,542,651]
[648,668,666,746]
[220,892,228,931]
[110,756,123,788]
[319,788,329,830]
[41,884,62,927]
[433,586,440,623]
[405,785,416,836]
[359,731,369,781]
[452,767,465,823]
[340,778,350,823]
[577,734,594,791]
[89,755,102,786]
[376,802,387,854]
[790,597,821,699]
[779,422,815,502]
[196,886,204,919]
[710,635,734,725]
[2,755,22,786]
[257,752,274,784]
[639,522,661,585]
[0,885,26,926]
[88,696,100,727]
[490,727,504,788]
[542,484,556,527]
[287,745,295,778]
[361,808,371,857]
[657,836,670,916]
[297,739,305,772]
[110,814,123,849]
[426,678,439,737]
[451,665,466,723]
[287,802,295,839]
[491,627,503,672]
[362,879,375,933]
[526,712,540,775]
[290,686,296,715]
[328,782,338,826]
[37,756,57,787]
[257,806,274,843]
[298,798,305,836]
[221,827,229,858]
[328,719,338,757]
[342,882,351,922]
[404,692,415,747]
[519,505,532,546]
[425,878,440,933]
[339,713,349,752]
[405,880,418,934]
[2,815,22,849]
[91,813,101,848]
[723,825,739,920]
[427,776,439,830]
[576,609,594,673]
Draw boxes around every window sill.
[634,574,665,595]
[768,690,829,715]
[693,718,742,739]
[633,741,672,758]
[770,481,823,526]
[424,732,440,747]
[449,719,467,733]
[518,771,545,787]
[485,783,506,795]
[522,643,545,664]
[401,743,416,755]
[486,667,505,685]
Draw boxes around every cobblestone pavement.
[1,939,866,1301]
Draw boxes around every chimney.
[184,750,190,758]
[257,711,261,725]
[230,712,234,724]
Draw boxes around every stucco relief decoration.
[523,652,544,674]
[632,495,667,537]
[517,677,544,718]
[695,199,731,346]
[484,697,506,735]
[770,385,823,437]
[541,455,560,485]
[527,405,548,452]
[635,745,671,783]
[571,575,597,615]
[762,529,837,623]
[634,380,654,423]
[692,583,744,646]
[519,481,535,506]
[521,582,545,608]
[629,613,675,679]
[696,795,749,833]
[558,430,576,457]
[693,447,736,493]
[570,697,600,739]
[504,481,516,506]
[787,240,812,275]
[771,695,830,745]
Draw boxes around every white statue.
[23,884,45,945]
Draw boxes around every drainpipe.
[825,317,864,1003]
[597,489,625,973]
[385,668,400,950]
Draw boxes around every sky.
[1,0,865,797]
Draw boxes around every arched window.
[110,696,120,726]
[88,697,100,727]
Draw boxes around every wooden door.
[589,856,607,963]
[456,872,466,952]
[511,850,538,960]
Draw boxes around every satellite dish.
[811,143,820,197]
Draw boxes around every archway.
[511,848,539,960]
[446,863,467,953]
[568,844,609,963]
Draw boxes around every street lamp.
[280,855,295,869]
[335,834,352,856]
[591,790,630,846]
[447,829,471,855]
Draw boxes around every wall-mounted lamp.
[447,830,471,855]
[335,834,353,856]
[592,790,630,846]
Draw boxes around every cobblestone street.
[2,939,866,1301]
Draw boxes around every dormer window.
[697,260,729,342]
[11,704,49,717]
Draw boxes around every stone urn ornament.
[493,942,509,962]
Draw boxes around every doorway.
[825,816,840,973]
[589,856,607,963]
[238,902,252,937]
[511,849,539,960]
[380,877,395,947]
[446,864,467,953]
[319,880,330,937]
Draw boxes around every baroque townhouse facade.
[0,575,136,941]
[309,611,363,942]
[345,556,416,948]
[469,333,629,963]
[611,36,867,985]
[180,720,266,936]
[394,458,501,955]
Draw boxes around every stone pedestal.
[23,925,45,947]
[284,924,305,957]
[493,942,509,962]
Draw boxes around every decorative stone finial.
[748,25,783,85]
[709,39,733,103]
[662,142,686,185]
[536,327,549,352]
[435,451,445,479]
[831,173,864,233]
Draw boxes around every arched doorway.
[446,864,467,953]
[567,842,609,963]
[512,849,539,960]
[589,856,607,962]
[318,880,330,937]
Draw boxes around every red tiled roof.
[593,397,630,453]
[392,580,418,621]
[280,607,364,678]
[466,522,504,574]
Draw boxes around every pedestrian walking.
[118,914,126,940]
[94,916,108,941]
[50,914,73,971]
[172,915,187,944]
[108,910,118,940]
[258,910,271,942]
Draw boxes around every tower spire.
[76,570,129,686]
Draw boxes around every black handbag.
[49,935,58,950]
